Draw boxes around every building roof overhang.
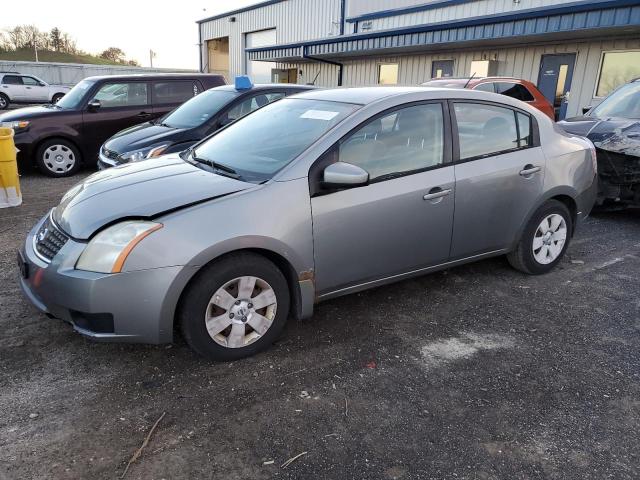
[245,0,640,63]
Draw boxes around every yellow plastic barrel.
[0,127,22,208]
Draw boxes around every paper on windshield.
[300,110,340,121]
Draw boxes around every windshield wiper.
[190,149,241,179]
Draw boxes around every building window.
[596,50,640,97]
[378,64,398,85]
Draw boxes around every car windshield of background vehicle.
[591,81,640,119]
[596,51,640,98]
[56,79,94,109]
[162,90,237,128]
[192,98,359,182]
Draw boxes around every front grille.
[101,147,120,160]
[34,216,69,262]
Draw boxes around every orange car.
[422,77,555,120]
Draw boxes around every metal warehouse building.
[197,0,640,119]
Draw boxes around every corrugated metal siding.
[349,0,569,31]
[328,37,640,116]
[200,0,342,77]
[0,60,193,86]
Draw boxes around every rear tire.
[36,138,81,177]
[0,93,9,110]
[507,200,572,275]
[180,253,290,361]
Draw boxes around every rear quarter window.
[153,81,199,105]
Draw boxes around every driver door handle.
[137,112,151,118]
[519,165,541,177]
[423,187,452,201]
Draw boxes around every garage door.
[245,29,276,84]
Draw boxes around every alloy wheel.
[532,213,567,265]
[205,276,278,348]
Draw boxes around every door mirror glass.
[323,162,369,188]
[87,99,101,111]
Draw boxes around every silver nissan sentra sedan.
[19,87,597,360]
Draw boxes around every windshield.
[191,98,358,182]
[162,90,237,128]
[591,81,640,119]
[56,79,94,109]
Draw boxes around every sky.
[3,0,262,69]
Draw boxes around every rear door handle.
[137,112,151,118]
[519,165,541,177]
[423,187,452,202]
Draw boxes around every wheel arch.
[169,247,310,340]
[511,186,579,251]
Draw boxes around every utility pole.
[33,35,38,62]
[149,49,156,68]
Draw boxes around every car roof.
[290,86,545,112]
[214,83,316,93]
[81,73,225,82]
[291,86,429,105]
[423,77,527,84]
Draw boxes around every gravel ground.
[1,170,639,480]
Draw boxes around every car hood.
[0,105,61,121]
[53,154,253,239]
[104,122,188,154]
[558,116,640,157]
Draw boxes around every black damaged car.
[559,78,640,208]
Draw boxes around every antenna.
[464,72,476,89]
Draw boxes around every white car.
[0,72,71,110]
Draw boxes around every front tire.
[179,253,291,361]
[52,93,65,104]
[507,200,572,275]
[0,93,9,110]
[36,138,81,177]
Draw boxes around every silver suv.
[0,72,70,109]
[19,87,598,360]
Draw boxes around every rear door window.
[152,81,199,105]
[2,75,23,85]
[495,82,535,101]
[454,102,530,160]
[91,82,149,108]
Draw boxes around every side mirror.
[322,162,369,188]
[87,99,101,111]
[39,82,46,87]
[582,106,592,115]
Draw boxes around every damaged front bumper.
[596,149,640,206]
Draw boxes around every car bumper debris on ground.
[1,172,639,479]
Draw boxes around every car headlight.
[119,144,170,163]
[6,121,30,133]
[76,221,162,273]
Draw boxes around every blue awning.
[246,0,640,62]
